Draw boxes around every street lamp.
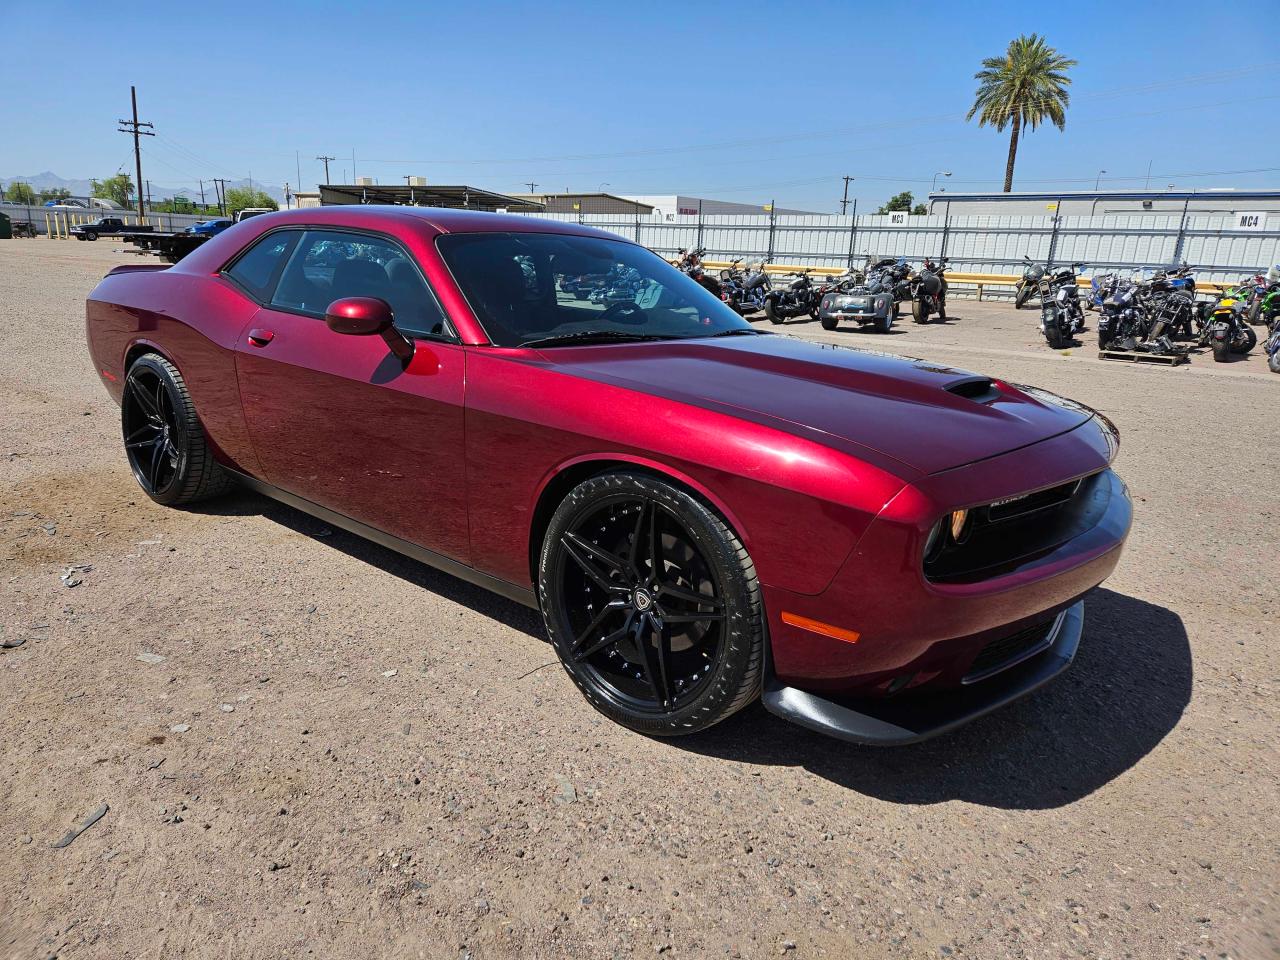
[932,171,952,192]
[1095,169,1107,191]
[598,182,611,194]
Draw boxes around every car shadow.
[673,588,1192,810]
[195,491,545,640]
[184,494,1191,808]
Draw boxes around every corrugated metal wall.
[514,210,1280,284]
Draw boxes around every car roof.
[219,205,625,241]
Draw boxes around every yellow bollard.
[45,213,52,238]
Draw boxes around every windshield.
[435,232,752,347]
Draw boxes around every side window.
[224,231,299,301]
[271,229,451,339]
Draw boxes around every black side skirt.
[229,471,539,610]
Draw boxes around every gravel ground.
[1,240,1277,960]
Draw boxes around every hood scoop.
[944,376,1000,403]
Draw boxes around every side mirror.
[325,296,393,335]
[324,296,414,362]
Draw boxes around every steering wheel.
[600,301,647,324]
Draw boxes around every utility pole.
[212,178,228,216]
[198,180,206,209]
[117,85,153,222]
[526,181,538,193]
[145,180,152,211]
[840,175,855,215]
[316,155,335,184]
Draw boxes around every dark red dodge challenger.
[86,207,1131,745]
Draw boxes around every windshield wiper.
[518,330,678,349]
[701,327,767,338]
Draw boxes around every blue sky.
[4,0,1277,211]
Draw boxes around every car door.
[232,227,470,563]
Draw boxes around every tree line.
[3,174,277,216]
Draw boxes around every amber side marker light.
[780,612,861,645]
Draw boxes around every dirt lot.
[1,240,1276,960]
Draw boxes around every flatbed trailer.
[120,230,210,263]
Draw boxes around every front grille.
[925,472,1103,584]
[962,615,1060,684]
[988,478,1082,522]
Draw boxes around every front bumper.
[762,601,1083,745]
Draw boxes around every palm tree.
[966,34,1076,192]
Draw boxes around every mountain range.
[1,170,287,204]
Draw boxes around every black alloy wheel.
[121,354,231,505]
[539,472,763,736]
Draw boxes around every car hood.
[539,335,1094,476]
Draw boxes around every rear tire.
[911,297,927,324]
[820,316,838,331]
[1231,326,1257,355]
[121,354,233,506]
[764,299,784,325]
[537,471,764,737]
[1212,336,1230,362]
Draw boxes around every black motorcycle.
[763,269,819,323]
[909,257,948,324]
[1097,279,1145,350]
[1015,255,1046,309]
[1039,262,1086,349]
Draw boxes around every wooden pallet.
[1098,349,1190,366]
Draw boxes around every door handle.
[247,328,275,347]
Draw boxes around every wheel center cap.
[632,589,653,612]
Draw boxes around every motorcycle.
[675,247,725,300]
[909,256,948,324]
[1146,264,1198,339]
[816,256,907,333]
[1039,262,1086,349]
[588,263,645,305]
[1197,293,1258,362]
[1097,278,1148,350]
[763,269,819,323]
[1015,255,1046,309]
[1088,271,1120,312]
[735,260,772,314]
[1265,324,1280,374]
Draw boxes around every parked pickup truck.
[72,217,154,241]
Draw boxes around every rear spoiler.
[105,263,169,277]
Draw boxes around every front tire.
[820,316,839,331]
[122,354,233,506]
[537,471,764,737]
[1015,284,1033,309]
[85,231,98,241]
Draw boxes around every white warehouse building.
[621,194,820,219]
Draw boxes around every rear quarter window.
[224,231,300,301]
